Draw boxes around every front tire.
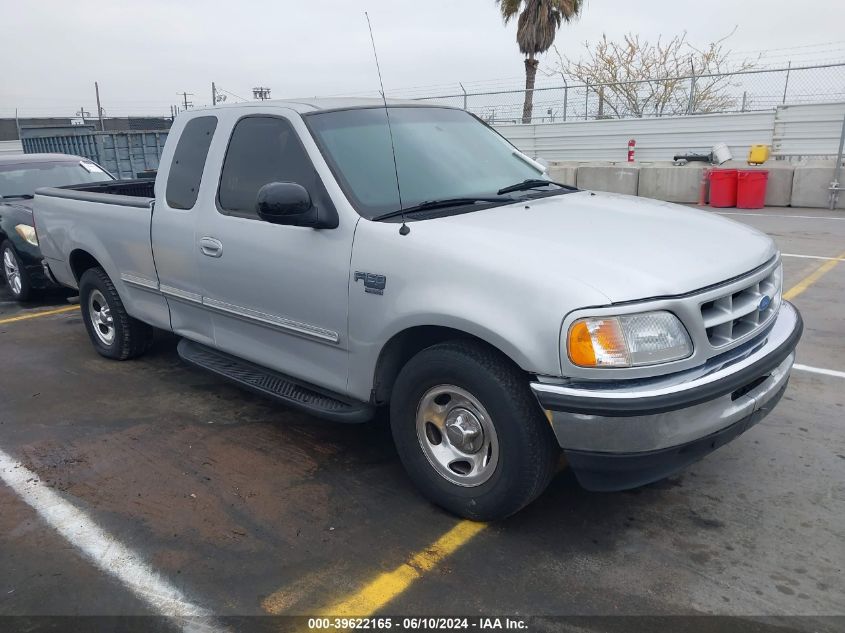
[79,267,154,360]
[390,340,559,521]
[2,241,32,302]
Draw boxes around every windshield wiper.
[496,179,578,195]
[0,193,34,200]
[373,197,511,222]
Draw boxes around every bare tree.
[549,31,758,118]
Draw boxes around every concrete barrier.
[791,161,843,209]
[576,163,639,195]
[547,162,578,187]
[545,159,837,209]
[638,163,706,204]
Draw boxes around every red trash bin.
[737,169,769,209]
[709,169,738,208]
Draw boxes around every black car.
[0,153,114,301]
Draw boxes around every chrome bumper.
[531,301,802,454]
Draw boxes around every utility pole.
[94,81,104,131]
[212,82,217,106]
[687,59,697,115]
[14,108,22,143]
[179,92,194,110]
[252,86,271,101]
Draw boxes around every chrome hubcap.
[3,248,21,296]
[416,385,499,487]
[445,408,484,454]
[88,289,115,346]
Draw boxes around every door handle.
[199,237,223,258]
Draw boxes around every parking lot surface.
[1,208,843,630]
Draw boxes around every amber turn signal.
[568,320,597,367]
[567,317,630,367]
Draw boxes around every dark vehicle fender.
[0,203,54,289]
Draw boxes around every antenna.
[365,11,409,235]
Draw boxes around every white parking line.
[782,253,845,262]
[793,364,845,379]
[0,446,226,633]
[716,212,845,221]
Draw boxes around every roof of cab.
[0,153,86,165]
[191,97,453,114]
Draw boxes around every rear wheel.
[390,340,559,521]
[2,241,32,302]
[79,267,153,360]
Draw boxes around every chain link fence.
[412,63,845,124]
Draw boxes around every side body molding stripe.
[159,284,203,304]
[202,297,340,344]
[120,277,339,344]
[120,273,160,291]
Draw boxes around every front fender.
[346,218,610,401]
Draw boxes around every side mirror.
[256,182,325,227]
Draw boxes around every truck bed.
[37,178,156,208]
[34,181,159,298]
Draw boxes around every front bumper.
[9,241,56,290]
[530,301,803,491]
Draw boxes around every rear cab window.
[165,116,218,210]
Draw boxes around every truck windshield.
[306,107,544,220]
[0,161,113,198]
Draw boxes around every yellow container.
[747,145,770,165]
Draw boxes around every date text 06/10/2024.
[307,617,528,630]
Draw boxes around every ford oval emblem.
[758,295,772,311]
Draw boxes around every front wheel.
[390,340,559,521]
[79,267,154,360]
[2,241,32,302]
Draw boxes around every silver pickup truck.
[34,99,802,520]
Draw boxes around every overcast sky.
[1,0,843,118]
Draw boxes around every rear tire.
[390,340,559,521]
[79,267,153,360]
[2,241,33,302]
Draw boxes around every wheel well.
[371,326,524,405]
[69,249,102,283]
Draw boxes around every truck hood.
[435,191,777,303]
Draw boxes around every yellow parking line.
[318,520,486,617]
[0,305,79,325]
[783,250,845,301]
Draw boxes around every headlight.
[15,224,38,247]
[567,311,692,368]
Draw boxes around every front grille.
[700,263,782,347]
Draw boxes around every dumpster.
[21,129,168,180]
[709,169,738,208]
[737,170,769,209]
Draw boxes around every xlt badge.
[354,271,387,295]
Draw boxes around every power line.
[216,87,248,102]
[727,39,845,55]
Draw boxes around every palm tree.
[496,0,583,123]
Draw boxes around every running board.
[177,339,374,423]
